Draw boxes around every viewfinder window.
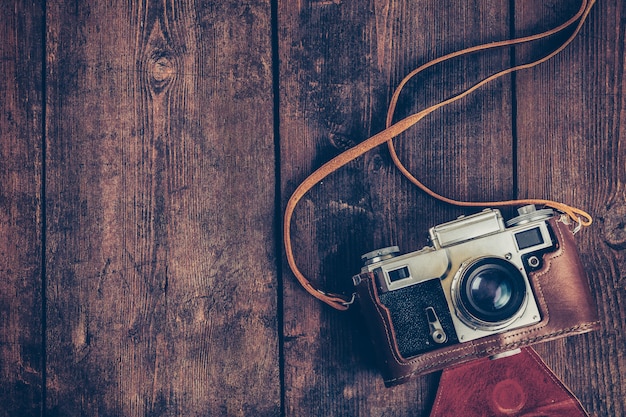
[388,266,411,282]
[515,227,544,250]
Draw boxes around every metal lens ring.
[454,257,527,329]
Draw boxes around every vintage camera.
[355,205,557,359]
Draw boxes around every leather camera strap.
[284,0,596,310]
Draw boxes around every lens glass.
[459,258,526,324]
[470,269,512,311]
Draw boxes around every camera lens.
[457,258,527,326]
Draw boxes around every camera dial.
[506,205,554,227]
[361,246,400,266]
[452,257,527,331]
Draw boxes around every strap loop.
[284,0,595,311]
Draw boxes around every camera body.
[355,205,556,359]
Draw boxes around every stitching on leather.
[365,277,406,364]
[485,321,600,353]
[384,321,599,384]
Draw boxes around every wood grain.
[0,1,44,416]
[45,1,279,415]
[515,1,625,416]
[279,1,519,415]
[0,0,623,416]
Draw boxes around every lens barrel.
[454,257,527,329]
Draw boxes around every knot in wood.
[148,53,177,92]
[328,130,356,151]
[602,201,626,250]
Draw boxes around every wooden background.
[0,0,623,416]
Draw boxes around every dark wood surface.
[0,1,44,415]
[0,1,623,416]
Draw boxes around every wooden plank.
[44,1,279,415]
[0,1,44,416]
[514,1,625,416]
[279,1,517,415]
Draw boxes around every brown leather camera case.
[354,217,600,386]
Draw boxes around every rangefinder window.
[387,266,411,282]
[515,227,544,250]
